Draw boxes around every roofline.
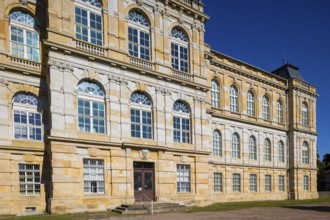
[209,48,288,82]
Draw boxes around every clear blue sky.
[202,0,330,158]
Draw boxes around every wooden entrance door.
[134,162,155,202]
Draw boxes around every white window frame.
[278,141,285,163]
[302,103,308,126]
[77,82,105,134]
[177,164,190,193]
[250,174,257,192]
[211,80,220,108]
[265,175,272,192]
[83,158,105,194]
[262,96,270,120]
[74,0,103,46]
[279,175,285,192]
[230,86,238,112]
[249,136,257,160]
[19,164,41,196]
[130,93,153,139]
[303,175,309,191]
[232,133,240,159]
[13,95,43,141]
[277,100,283,123]
[233,173,241,192]
[302,142,309,164]
[214,172,223,192]
[128,11,151,60]
[171,29,189,73]
[265,139,271,161]
[173,102,191,144]
[212,130,222,157]
[10,12,40,62]
[247,90,254,116]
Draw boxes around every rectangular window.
[75,6,103,46]
[131,109,152,139]
[19,164,41,195]
[265,175,272,192]
[171,43,188,73]
[279,175,285,192]
[304,175,309,191]
[14,110,42,141]
[78,99,105,134]
[83,159,104,194]
[177,164,190,192]
[250,174,257,192]
[214,173,222,192]
[173,116,190,144]
[233,173,241,192]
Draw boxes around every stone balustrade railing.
[129,56,154,70]
[173,70,192,81]
[10,57,41,70]
[76,40,105,56]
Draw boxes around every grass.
[0,211,120,220]
[1,197,329,220]
[188,197,330,212]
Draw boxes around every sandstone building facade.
[0,0,318,215]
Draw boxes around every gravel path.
[100,202,330,220]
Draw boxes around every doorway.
[133,162,155,202]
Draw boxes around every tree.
[317,153,326,191]
[323,153,330,171]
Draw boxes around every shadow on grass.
[283,205,330,213]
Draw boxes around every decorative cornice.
[48,59,74,72]
[209,59,287,91]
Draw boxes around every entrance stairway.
[113,202,189,215]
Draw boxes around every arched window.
[171,28,189,73]
[213,130,222,156]
[130,92,152,139]
[247,90,255,116]
[278,141,285,163]
[230,85,238,112]
[249,136,257,160]
[277,100,283,123]
[13,94,42,140]
[211,80,220,108]
[77,81,105,133]
[10,11,39,62]
[302,142,309,164]
[302,102,308,126]
[128,11,150,60]
[173,101,190,143]
[265,138,271,161]
[262,96,270,120]
[232,133,240,158]
[75,0,103,46]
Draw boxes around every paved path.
[101,203,330,220]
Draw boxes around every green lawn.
[1,197,329,220]
[0,211,120,220]
[189,197,330,212]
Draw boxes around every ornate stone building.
[0,0,318,216]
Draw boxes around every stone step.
[113,208,148,215]
[113,202,188,215]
